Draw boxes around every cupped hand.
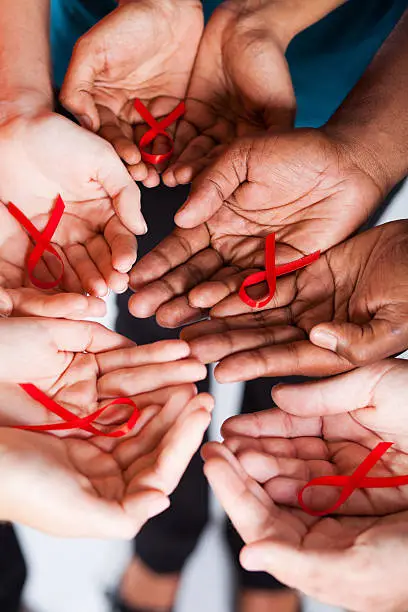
[163,0,295,186]
[0,111,145,297]
[0,317,207,430]
[60,0,204,187]
[129,130,383,327]
[180,221,408,382]
[0,386,213,538]
[203,438,408,612]
[202,359,408,611]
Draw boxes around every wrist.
[323,121,404,199]
[0,90,53,126]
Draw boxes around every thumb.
[272,360,394,417]
[240,539,338,598]
[174,139,251,228]
[310,316,408,366]
[60,38,101,132]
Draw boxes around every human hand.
[128,130,383,326]
[0,317,207,428]
[203,439,408,612]
[163,0,296,186]
[180,221,408,381]
[0,386,213,538]
[0,111,145,297]
[201,359,408,610]
[61,0,204,187]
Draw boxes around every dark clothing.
[0,525,26,612]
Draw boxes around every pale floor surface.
[17,182,407,612]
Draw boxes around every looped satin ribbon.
[134,98,185,165]
[239,233,321,308]
[8,195,65,290]
[298,442,408,517]
[16,383,140,438]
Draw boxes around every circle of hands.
[1,2,408,609]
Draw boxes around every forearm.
[325,9,408,196]
[0,0,53,119]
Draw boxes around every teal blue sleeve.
[51,0,407,128]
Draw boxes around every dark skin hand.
[180,221,408,382]
[128,130,383,329]
[162,0,296,187]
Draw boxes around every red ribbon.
[16,383,140,438]
[8,195,65,290]
[134,98,185,165]
[239,233,320,308]
[298,442,408,517]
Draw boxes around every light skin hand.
[202,359,408,611]
[61,0,204,188]
[162,0,296,187]
[0,111,145,297]
[0,386,213,538]
[180,221,408,382]
[0,318,207,430]
[128,130,383,327]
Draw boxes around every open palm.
[129,130,383,327]
[163,1,295,187]
[202,360,408,611]
[0,111,144,297]
[2,386,213,538]
[0,318,206,432]
[61,1,204,187]
[180,221,408,382]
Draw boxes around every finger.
[97,340,191,375]
[46,319,134,353]
[122,391,212,478]
[98,107,142,167]
[271,361,396,417]
[113,385,197,468]
[7,289,106,319]
[0,287,13,317]
[221,409,322,440]
[65,243,108,297]
[129,226,211,291]
[240,539,343,598]
[86,235,129,294]
[60,38,101,131]
[203,445,287,545]
[187,267,256,310]
[213,340,352,383]
[183,321,303,364]
[310,313,408,366]
[97,145,146,235]
[225,436,329,465]
[104,216,138,274]
[126,409,211,498]
[128,160,149,183]
[156,296,208,329]
[174,139,250,228]
[122,489,171,535]
[98,359,207,398]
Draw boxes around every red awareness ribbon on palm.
[8,195,65,290]
[134,98,185,165]
[239,233,320,308]
[16,384,140,438]
[298,442,408,517]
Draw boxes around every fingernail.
[78,114,93,131]
[310,329,338,352]
[242,550,265,571]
